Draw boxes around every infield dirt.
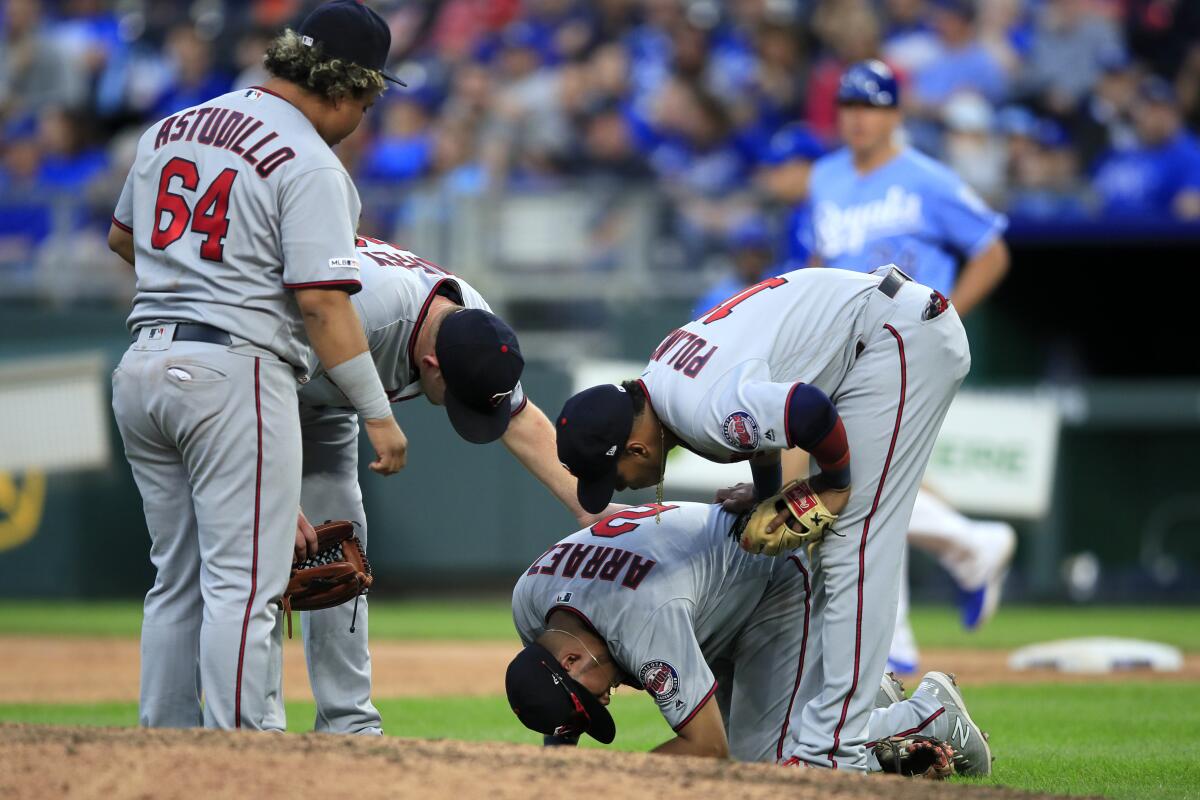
[0,724,1090,800]
[1,636,1195,704]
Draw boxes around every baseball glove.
[873,734,955,780]
[738,479,837,557]
[281,520,372,638]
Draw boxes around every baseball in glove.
[873,734,955,780]
[281,520,372,638]
[738,479,837,557]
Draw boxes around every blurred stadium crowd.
[2,0,1200,303]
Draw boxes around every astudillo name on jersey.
[151,95,295,179]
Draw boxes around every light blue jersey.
[807,148,1006,295]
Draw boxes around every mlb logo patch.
[328,257,360,270]
[243,89,262,101]
[148,327,166,340]
[555,591,573,604]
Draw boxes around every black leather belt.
[877,267,911,298]
[132,322,232,345]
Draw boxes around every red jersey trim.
[406,277,452,381]
[283,279,362,294]
[111,216,133,234]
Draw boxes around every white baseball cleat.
[955,521,1016,631]
[875,671,907,709]
[916,671,992,777]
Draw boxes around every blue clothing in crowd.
[1093,131,1200,219]
[912,43,1007,106]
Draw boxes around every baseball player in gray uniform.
[107,2,407,731]
[506,502,991,774]
[556,264,970,770]
[290,235,612,734]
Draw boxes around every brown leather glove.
[873,734,955,779]
[281,520,372,637]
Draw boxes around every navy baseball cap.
[837,60,900,108]
[930,0,977,20]
[556,385,634,514]
[506,643,616,744]
[298,0,406,86]
[436,309,524,444]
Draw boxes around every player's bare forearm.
[950,238,1009,318]
[107,224,135,266]
[781,447,810,483]
[502,401,593,523]
[295,288,372,369]
[650,701,729,758]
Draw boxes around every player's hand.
[759,486,850,536]
[364,416,408,475]
[576,503,629,527]
[716,483,756,513]
[295,510,318,562]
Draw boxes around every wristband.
[326,351,392,420]
[751,458,782,500]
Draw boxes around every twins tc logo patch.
[722,411,760,451]
[639,660,680,703]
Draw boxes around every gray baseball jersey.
[111,84,366,732]
[297,236,526,410]
[513,502,783,732]
[640,267,882,462]
[634,267,970,769]
[511,501,948,762]
[291,237,526,733]
[113,85,363,369]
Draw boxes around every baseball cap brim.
[381,71,407,87]
[569,672,616,743]
[444,385,512,444]
[575,464,618,515]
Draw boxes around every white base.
[1008,637,1183,673]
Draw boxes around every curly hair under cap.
[264,29,387,101]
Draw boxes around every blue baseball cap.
[298,0,405,86]
[436,309,524,443]
[996,105,1038,138]
[1139,76,1176,106]
[728,217,772,251]
[837,60,900,108]
[762,123,825,165]
[556,385,634,514]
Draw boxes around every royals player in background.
[807,60,1016,673]
[505,501,991,775]
[290,235,616,735]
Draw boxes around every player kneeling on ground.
[505,502,992,776]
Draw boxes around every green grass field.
[2,602,1198,800]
